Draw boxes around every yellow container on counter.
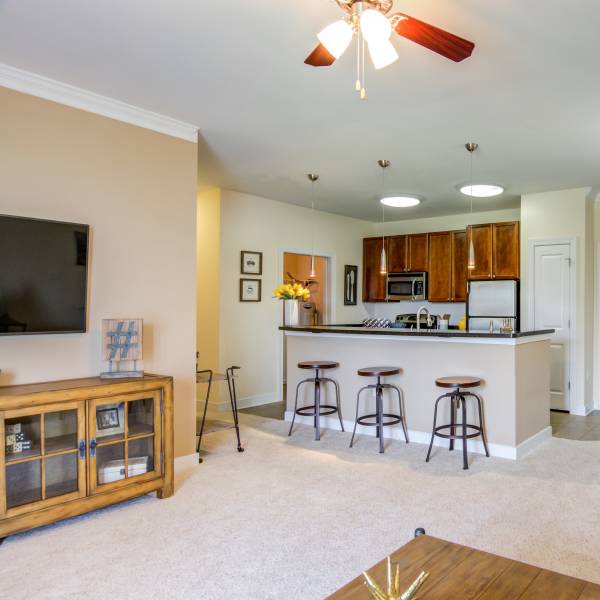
[458,315,467,331]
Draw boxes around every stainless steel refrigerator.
[467,280,519,331]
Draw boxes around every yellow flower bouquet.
[273,282,311,301]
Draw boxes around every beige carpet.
[2,415,600,599]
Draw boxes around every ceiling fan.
[305,0,474,98]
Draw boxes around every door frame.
[277,246,336,398]
[595,242,600,410]
[527,237,576,413]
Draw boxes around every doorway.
[529,240,573,413]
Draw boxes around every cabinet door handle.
[90,439,97,457]
[78,439,86,459]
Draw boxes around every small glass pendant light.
[465,143,478,271]
[307,173,319,277]
[377,159,390,274]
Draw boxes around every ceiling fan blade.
[304,43,336,67]
[390,13,474,62]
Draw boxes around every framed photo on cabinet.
[240,251,263,275]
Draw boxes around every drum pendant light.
[465,143,478,271]
[377,159,391,274]
[307,173,319,277]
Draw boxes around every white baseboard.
[198,392,278,413]
[570,405,595,416]
[284,412,553,461]
[515,426,552,459]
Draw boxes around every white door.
[533,244,571,410]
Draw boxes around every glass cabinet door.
[89,391,162,493]
[1,402,86,517]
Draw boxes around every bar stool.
[196,366,244,464]
[350,367,408,454]
[288,361,344,441]
[425,376,489,470]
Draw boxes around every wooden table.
[328,535,600,599]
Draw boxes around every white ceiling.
[1,0,600,221]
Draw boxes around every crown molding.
[0,63,198,142]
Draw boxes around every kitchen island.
[281,325,554,459]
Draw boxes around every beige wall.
[218,190,371,405]
[520,187,594,414]
[0,87,198,457]
[373,207,521,236]
[197,188,221,372]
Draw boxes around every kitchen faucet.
[416,306,433,331]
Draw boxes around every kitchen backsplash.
[364,301,466,325]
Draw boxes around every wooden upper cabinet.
[386,236,407,273]
[467,222,520,280]
[428,232,452,302]
[407,234,429,272]
[362,237,387,302]
[387,234,428,273]
[493,221,520,279]
[467,224,493,280]
[428,231,466,302]
[451,230,467,301]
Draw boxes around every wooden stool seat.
[435,376,481,389]
[298,361,339,370]
[358,366,400,377]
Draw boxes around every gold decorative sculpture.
[363,556,428,600]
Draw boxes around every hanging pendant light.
[307,173,319,277]
[465,143,478,271]
[377,159,390,275]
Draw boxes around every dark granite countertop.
[280,325,555,339]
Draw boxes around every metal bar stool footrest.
[295,404,339,417]
[357,413,403,427]
[432,423,484,440]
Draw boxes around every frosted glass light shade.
[368,39,399,69]
[310,254,316,278]
[318,20,353,59]
[468,239,476,270]
[380,196,420,207]
[460,184,504,198]
[360,9,392,43]
[380,246,387,274]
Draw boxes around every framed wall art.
[241,250,263,275]
[344,265,358,306]
[240,278,262,302]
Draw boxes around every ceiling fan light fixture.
[360,8,392,42]
[317,20,353,59]
[380,195,420,208]
[460,184,504,198]
[367,38,399,69]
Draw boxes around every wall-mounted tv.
[0,215,89,335]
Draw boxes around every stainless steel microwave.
[386,272,427,301]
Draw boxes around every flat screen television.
[0,215,89,335]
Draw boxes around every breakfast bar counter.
[282,326,554,459]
